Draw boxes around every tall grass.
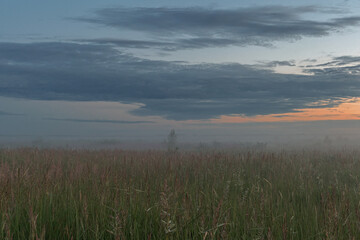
[0,148,360,239]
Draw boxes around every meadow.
[0,148,360,239]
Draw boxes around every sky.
[1,0,360,143]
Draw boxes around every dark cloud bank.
[0,42,360,120]
[76,6,360,50]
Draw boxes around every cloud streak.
[0,111,25,116]
[43,117,153,124]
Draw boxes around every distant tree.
[323,136,332,147]
[167,129,178,152]
[212,141,221,149]
[197,142,208,153]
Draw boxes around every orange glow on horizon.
[210,98,360,123]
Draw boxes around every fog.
[1,125,359,151]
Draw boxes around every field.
[1,148,360,239]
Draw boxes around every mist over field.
[1,120,360,150]
[1,135,360,155]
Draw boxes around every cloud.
[0,42,360,120]
[79,37,251,51]
[258,60,296,68]
[79,39,176,50]
[303,55,360,74]
[75,6,360,50]
[43,117,153,124]
[305,55,360,68]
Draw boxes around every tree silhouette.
[167,129,178,152]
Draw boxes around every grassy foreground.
[1,148,360,239]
